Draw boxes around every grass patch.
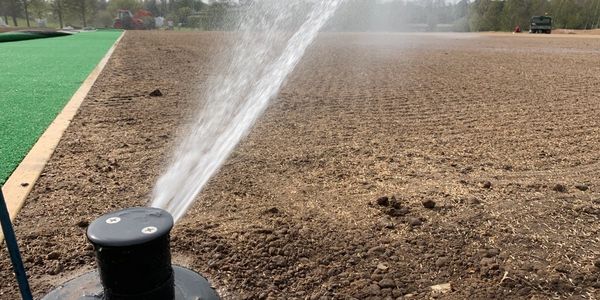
[0,30,122,184]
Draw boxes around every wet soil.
[1,31,600,299]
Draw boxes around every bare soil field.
[553,28,600,35]
[1,31,600,299]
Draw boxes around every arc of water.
[152,0,344,222]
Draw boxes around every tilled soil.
[1,31,600,299]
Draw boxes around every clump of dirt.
[149,89,163,97]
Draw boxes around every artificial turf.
[0,30,122,184]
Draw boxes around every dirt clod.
[368,246,386,255]
[575,184,589,191]
[485,248,500,258]
[364,284,381,296]
[552,184,567,192]
[480,257,500,273]
[378,217,395,229]
[421,199,436,209]
[407,217,422,226]
[389,196,401,209]
[460,166,473,174]
[468,197,481,205]
[435,257,449,267]
[554,264,570,273]
[47,262,63,275]
[582,206,600,216]
[387,207,409,217]
[149,89,163,97]
[263,207,280,214]
[272,255,286,267]
[378,278,395,289]
[376,196,389,206]
[76,220,89,228]
[46,252,60,260]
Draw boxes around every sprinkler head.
[43,207,219,300]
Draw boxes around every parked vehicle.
[530,16,552,34]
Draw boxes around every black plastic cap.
[44,206,220,300]
[87,207,174,248]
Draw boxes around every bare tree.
[52,0,63,28]
[80,0,86,26]
[9,0,18,26]
[64,0,96,27]
[1,0,10,24]
[22,0,30,27]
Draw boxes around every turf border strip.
[1,31,125,230]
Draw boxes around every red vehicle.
[113,9,153,30]
[514,25,521,33]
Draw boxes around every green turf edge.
[0,31,122,185]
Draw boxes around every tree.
[29,0,49,19]
[22,0,30,27]
[94,9,112,27]
[144,0,159,16]
[452,0,470,31]
[326,0,378,31]
[174,5,192,24]
[551,0,586,28]
[580,0,599,29]
[51,0,64,28]
[469,0,504,31]
[592,0,600,28]
[97,0,107,10]
[1,0,10,24]
[502,0,529,30]
[8,0,19,26]
[63,0,96,27]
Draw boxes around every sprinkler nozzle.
[87,207,175,299]
[43,207,219,300]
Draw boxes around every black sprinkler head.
[43,207,219,300]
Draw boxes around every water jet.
[151,0,344,222]
[43,207,219,300]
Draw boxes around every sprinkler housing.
[43,207,219,300]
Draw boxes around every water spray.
[43,207,219,300]
[5,2,345,299]
[151,0,344,222]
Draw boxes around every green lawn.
[0,30,122,184]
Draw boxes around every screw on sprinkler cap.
[87,207,176,299]
[43,207,220,300]
[87,207,174,247]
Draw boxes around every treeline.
[328,0,600,31]
[1,0,600,31]
[467,0,600,31]
[0,0,232,29]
